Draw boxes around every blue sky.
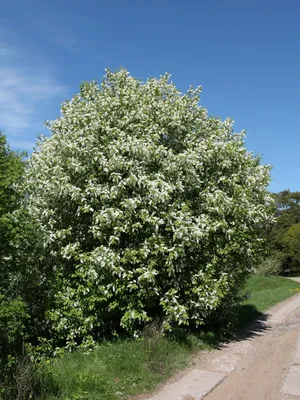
[0,0,299,192]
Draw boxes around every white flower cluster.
[24,69,274,350]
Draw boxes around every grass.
[245,275,300,311]
[42,332,213,400]
[43,275,300,400]
[237,275,300,328]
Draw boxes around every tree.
[23,69,274,350]
[265,190,300,274]
[0,133,25,291]
[0,133,29,393]
[282,223,300,267]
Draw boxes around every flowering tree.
[24,69,274,350]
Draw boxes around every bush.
[0,357,58,400]
[0,294,57,399]
[23,69,274,351]
[0,296,28,397]
[255,254,282,276]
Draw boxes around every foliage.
[0,133,30,397]
[0,296,29,395]
[0,133,25,290]
[255,254,282,276]
[266,190,300,274]
[23,69,273,351]
[0,133,25,216]
[282,223,300,265]
[0,296,28,360]
[0,295,56,400]
[0,356,58,400]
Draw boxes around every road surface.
[144,278,300,400]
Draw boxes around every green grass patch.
[244,275,300,311]
[42,275,300,400]
[237,275,300,328]
[42,332,213,400]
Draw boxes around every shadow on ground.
[233,305,270,342]
[168,305,270,353]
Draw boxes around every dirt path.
[203,305,300,400]
[145,278,300,400]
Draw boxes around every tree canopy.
[22,69,274,350]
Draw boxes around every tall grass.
[43,331,213,400]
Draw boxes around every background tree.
[0,133,25,279]
[260,190,300,275]
[0,133,29,394]
[282,223,300,268]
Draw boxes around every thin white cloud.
[0,67,66,132]
[0,29,67,151]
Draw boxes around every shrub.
[255,255,282,276]
[0,356,58,400]
[0,296,28,396]
[23,69,274,350]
